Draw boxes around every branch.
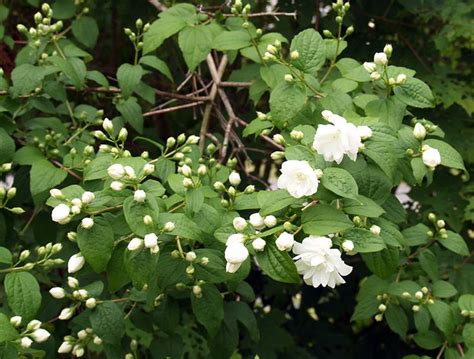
[143,101,205,117]
[51,159,82,181]
[224,11,297,19]
[148,0,168,11]
[234,117,284,150]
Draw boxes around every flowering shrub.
[0,0,472,358]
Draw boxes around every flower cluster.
[10,317,51,348]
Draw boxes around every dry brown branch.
[143,101,205,116]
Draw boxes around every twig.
[148,0,168,11]
[200,54,228,151]
[143,101,205,116]
[234,117,284,150]
[51,159,82,181]
[224,11,297,19]
[220,81,252,88]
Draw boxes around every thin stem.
[320,22,342,84]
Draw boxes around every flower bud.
[213,181,225,192]
[228,171,241,186]
[422,146,441,169]
[186,251,197,262]
[144,233,158,249]
[166,137,176,148]
[67,276,79,289]
[186,135,199,145]
[59,307,75,320]
[412,305,420,312]
[102,118,114,135]
[51,204,71,224]
[284,74,293,82]
[143,215,153,226]
[20,337,33,348]
[67,231,77,241]
[374,313,383,322]
[68,253,85,273]
[81,217,94,229]
[127,238,143,251]
[49,287,66,299]
[31,328,51,343]
[163,221,176,232]
[346,25,354,35]
[370,71,381,81]
[252,238,266,251]
[244,185,255,194]
[133,189,146,203]
[10,316,22,327]
[383,44,393,57]
[342,240,354,252]
[85,298,97,309]
[182,178,193,188]
[396,73,407,84]
[92,130,107,140]
[143,163,155,176]
[413,123,426,140]
[93,336,103,345]
[180,164,192,177]
[275,232,294,251]
[415,291,423,300]
[118,128,128,142]
[19,249,30,261]
[110,181,125,191]
[264,215,277,228]
[81,191,95,204]
[378,304,386,312]
[225,242,249,273]
[273,134,286,145]
[290,130,304,141]
[107,164,125,179]
[233,217,248,232]
[290,50,300,60]
[197,165,207,177]
[249,213,265,230]
[50,188,64,199]
[370,225,381,235]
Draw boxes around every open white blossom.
[357,125,373,140]
[277,160,319,198]
[422,145,441,169]
[313,111,362,164]
[292,236,352,288]
[51,204,70,224]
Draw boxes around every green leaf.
[438,230,469,256]
[178,25,214,71]
[459,294,474,312]
[321,167,359,199]
[123,194,159,236]
[432,280,458,298]
[269,82,306,127]
[193,248,228,284]
[361,247,399,278]
[49,56,87,89]
[86,70,110,87]
[394,77,435,108]
[463,323,474,348]
[342,195,385,218]
[186,187,205,213]
[352,275,389,321]
[191,284,224,337]
[418,250,440,280]
[107,243,131,292]
[11,64,47,96]
[0,313,20,342]
[423,139,466,171]
[5,272,42,321]
[77,216,115,272]
[427,300,455,335]
[72,16,99,48]
[30,159,67,200]
[255,240,300,284]
[342,228,386,253]
[90,301,125,344]
[0,128,15,163]
[213,31,251,51]
[414,306,431,333]
[0,247,12,267]
[290,29,326,73]
[116,97,144,133]
[117,63,143,98]
[331,78,358,93]
[413,331,444,350]
[143,4,197,54]
[225,301,260,342]
[139,55,173,82]
[411,157,427,184]
[365,98,406,131]
[385,305,408,338]
[124,247,159,289]
[302,203,353,235]
[402,223,430,246]
[257,189,296,216]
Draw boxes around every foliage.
[0,0,472,358]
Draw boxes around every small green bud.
[10,207,25,214]
[135,18,143,29]
[428,212,437,222]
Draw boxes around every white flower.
[373,52,388,65]
[51,204,70,224]
[20,337,33,348]
[144,233,158,248]
[225,242,249,273]
[363,61,376,73]
[31,328,51,343]
[232,217,247,232]
[81,217,94,229]
[81,191,95,204]
[413,123,426,140]
[370,224,381,235]
[133,189,146,203]
[68,253,85,273]
[127,238,143,251]
[10,316,22,327]
[110,181,125,191]
[264,215,277,228]
[249,213,265,230]
[276,232,294,251]
[228,171,241,186]
[49,287,66,299]
[163,221,176,232]
[357,126,373,140]
[314,111,362,164]
[293,236,352,288]
[226,233,245,246]
[107,164,125,179]
[277,160,319,198]
[58,307,75,320]
[58,341,73,353]
[50,188,64,199]
[143,163,155,175]
[342,240,354,252]
[422,145,441,169]
[252,238,266,251]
